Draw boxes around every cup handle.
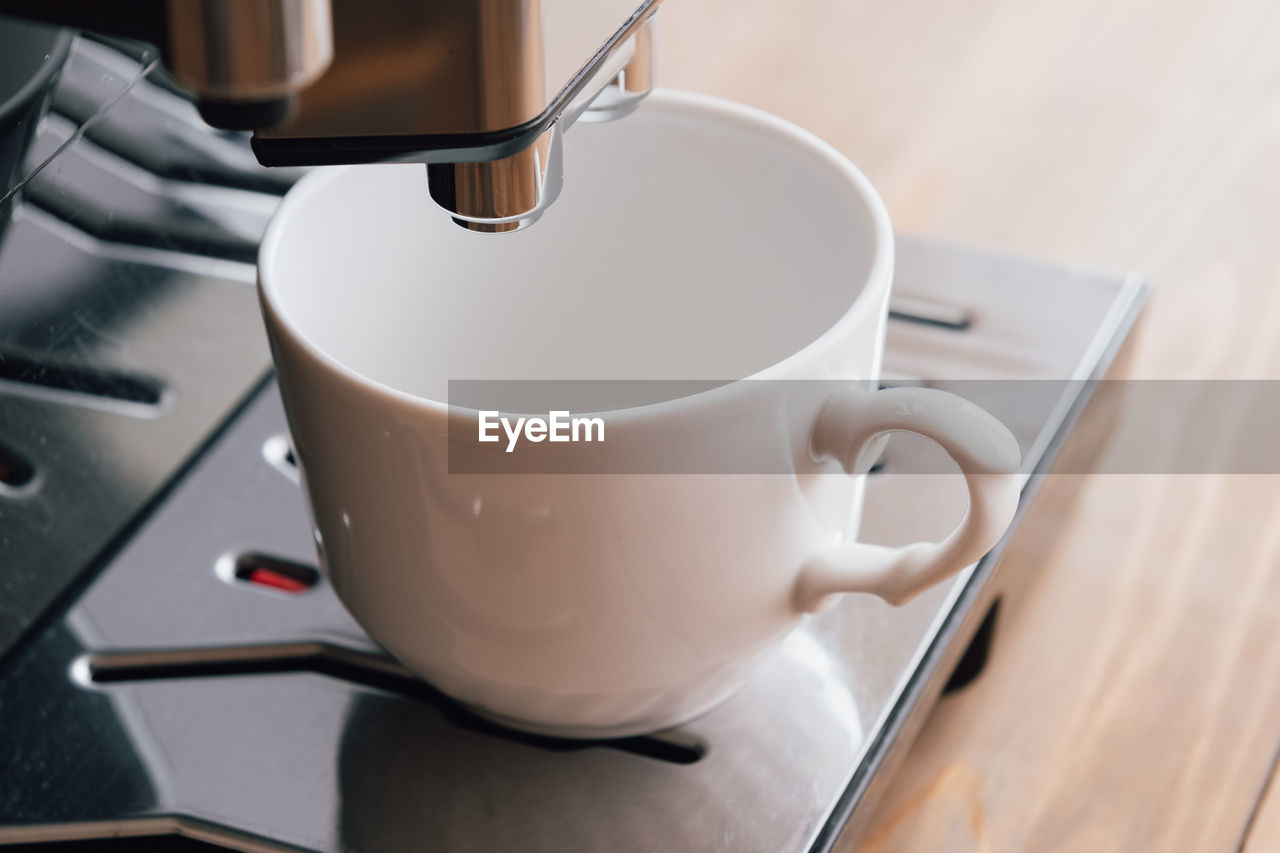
[794,385,1023,611]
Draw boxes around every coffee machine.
[0,5,1146,851]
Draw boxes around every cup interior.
[261,91,884,402]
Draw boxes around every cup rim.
[258,88,894,421]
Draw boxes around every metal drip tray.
[0,35,1146,853]
[0,254,1145,852]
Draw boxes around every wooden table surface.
[662,1,1280,850]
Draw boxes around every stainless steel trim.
[83,640,415,681]
[164,0,333,101]
[582,12,656,121]
[888,292,973,330]
[426,123,564,232]
[0,816,315,852]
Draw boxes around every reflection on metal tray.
[0,35,1147,853]
[0,36,285,663]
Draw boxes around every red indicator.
[246,567,311,593]
[230,553,320,593]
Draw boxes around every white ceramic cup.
[258,89,1022,738]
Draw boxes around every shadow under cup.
[257,89,896,737]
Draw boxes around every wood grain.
[660,1,1280,849]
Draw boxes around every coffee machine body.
[0,0,661,231]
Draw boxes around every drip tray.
[0,236,1144,852]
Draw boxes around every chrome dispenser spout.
[423,11,658,233]
[426,125,564,233]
